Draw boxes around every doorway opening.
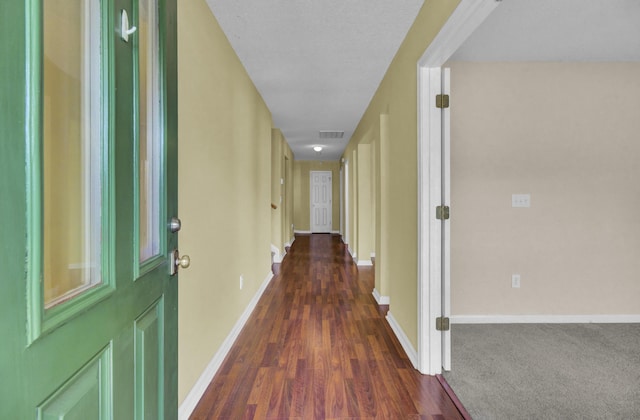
[416,0,500,375]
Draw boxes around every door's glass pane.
[139,0,162,262]
[43,0,102,308]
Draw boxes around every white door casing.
[310,171,332,233]
[416,0,500,375]
[344,161,350,246]
[340,166,344,238]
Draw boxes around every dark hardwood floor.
[191,234,465,419]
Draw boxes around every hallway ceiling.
[205,0,424,161]
[205,0,639,161]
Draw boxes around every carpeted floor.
[443,324,640,420]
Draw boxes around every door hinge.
[436,317,450,331]
[436,94,450,109]
[436,205,450,220]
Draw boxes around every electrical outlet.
[512,194,531,208]
[512,274,521,288]
[240,275,244,290]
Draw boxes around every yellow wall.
[177,0,273,403]
[271,129,294,257]
[342,0,461,348]
[284,155,294,245]
[43,56,83,302]
[345,149,357,254]
[293,160,341,232]
[448,61,640,316]
[356,143,373,263]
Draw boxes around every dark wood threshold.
[437,374,472,420]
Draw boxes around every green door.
[0,0,179,418]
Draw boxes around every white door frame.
[340,165,344,238]
[344,159,350,246]
[416,0,500,375]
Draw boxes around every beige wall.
[293,160,341,232]
[448,61,640,316]
[342,0,461,348]
[178,0,273,403]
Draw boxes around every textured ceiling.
[450,0,640,62]
[205,0,425,161]
[205,0,639,161]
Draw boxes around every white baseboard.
[452,314,640,324]
[270,244,283,264]
[386,311,418,369]
[372,288,390,305]
[357,260,373,267]
[178,272,274,420]
[293,230,339,235]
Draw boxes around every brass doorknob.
[177,255,190,269]
[170,250,191,276]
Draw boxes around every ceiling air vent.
[319,130,344,139]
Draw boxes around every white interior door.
[310,171,332,233]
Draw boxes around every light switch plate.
[512,274,521,288]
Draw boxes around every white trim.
[293,230,312,235]
[372,288,390,305]
[357,260,373,267]
[340,166,344,237]
[370,252,375,258]
[418,0,499,67]
[417,66,445,375]
[452,314,640,324]
[331,230,341,235]
[416,0,500,376]
[441,68,451,372]
[178,272,274,420]
[270,244,283,264]
[386,311,418,369]
[344,158,350,247]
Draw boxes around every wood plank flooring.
[190,234,464,419]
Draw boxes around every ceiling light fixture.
[313,146,323,152]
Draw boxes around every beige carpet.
[443,324,640,420]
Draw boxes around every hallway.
[190,234,465,419]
